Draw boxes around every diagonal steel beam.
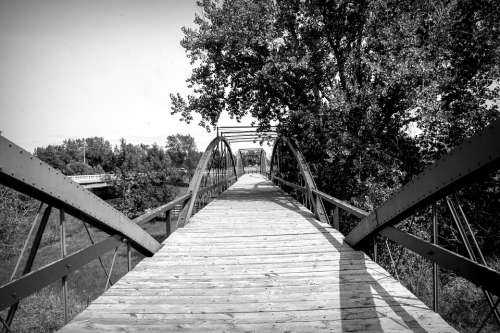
[0,235,122,311]
[0,135,160,256]
[380,226,500,296]
[3,205,52,330]
[346,119,500,246]
[177,136,237,226]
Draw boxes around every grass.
[0,194,182,332]
[375,244,500,333]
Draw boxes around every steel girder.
[0,135,160,256]
[269,137,328,224]
[177,136,237,226]
[345,119,500,247]
[0,235,123,310]
[268,127,500,297]
[379,226,500,296]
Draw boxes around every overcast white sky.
[0,0,262,153]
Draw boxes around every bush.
[110,171,178,218]
[0,185,38,259]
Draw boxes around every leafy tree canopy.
[171,0,499,203]
[166,134,202,171]
[35,134,202,175]
[171,0,500,265]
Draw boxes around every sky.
[0,0,264,154]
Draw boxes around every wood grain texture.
[59,174,455,332]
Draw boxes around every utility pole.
[83,140,86,164]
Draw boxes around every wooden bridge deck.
[60,174,455,332]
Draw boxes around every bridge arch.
[269,136,328,224]
[259,148,268,174]
[2,121,499,331]
[177,135,237,226]
[266,122,500,314]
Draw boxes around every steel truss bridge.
[0,122,499,332]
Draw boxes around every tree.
[171,0,499,203]
[171,2,500,328]
[34,144,67,171]
[35,137,116,174]
[84,137,114,172]
[165,134,201,171]
[114,139,147,172]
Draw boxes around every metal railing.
[68,174,114,184]
[0,134,239,331]
[269,120,500,331]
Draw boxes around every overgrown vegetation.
[0,187,39,259]
[0,134,200,331]
[171,0,500,331]
[34,134,202,176]
[0,192,174,332]
[32,133,202,217]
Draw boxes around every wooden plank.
[60,174,455,332]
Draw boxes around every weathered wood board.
[59,174,455,332]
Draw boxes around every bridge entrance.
[1,120,499,332]
[59,173,454,332]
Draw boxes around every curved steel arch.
[269,137,328,223]
[177,136,237,226]
[0,135,160,256]
[236,149,245,176]
[345,118,500,247]
[259,149,267,174]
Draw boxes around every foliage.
[0,186,39,259]
[172,0,499,245]
[110,171,178,219]
[172,1,500,331]
[34,134,202,176]
[0,213,172,332]
[35,137,114,175]
[165,134,202,172]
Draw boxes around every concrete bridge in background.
[68,168,190,189]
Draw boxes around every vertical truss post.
[81,221,114,286]
[9,203,44,281]
[447,197,500,326]
[216,145,220,193]
[1,203,43,333]
[332,207,340,230]
[478,299,500,333]
[165,210,171,238]
[224,144,227,188]
[432,203,439,312]
[0,317,11,333]
[3,205,52,331]
[59,210,68,324]
[264,151,267,175]
[385,240,400,280]
[127,241,132,272]
[223,144,227,190]
[277,145,281,181]
[105,246,119,291]
[373,236,378,263]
